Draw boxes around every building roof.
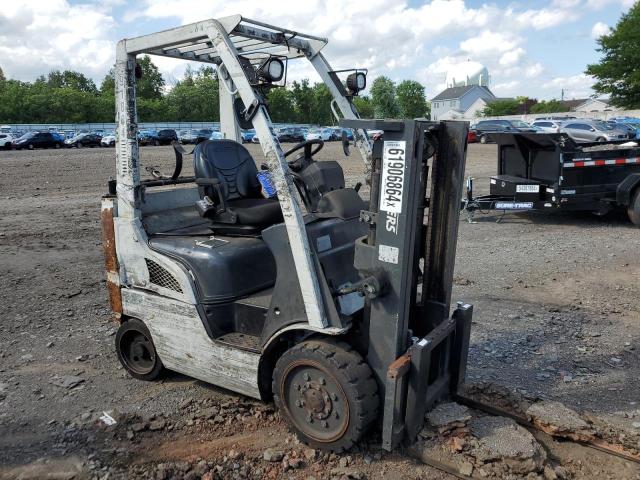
[484,97,514,104]
[560,99,587,110]
[431,85,494,101]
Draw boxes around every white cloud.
[525,63,544,78]
[499,48,526,67]
[514,8,576,30]
[0,1,115,81]
[542,74,595,99]
[591,21,611,38]
[460,31,521,55]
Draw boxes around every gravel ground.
[0,142,638,479]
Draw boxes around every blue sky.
[1,0,635,100]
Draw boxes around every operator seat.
[194,140,283,232]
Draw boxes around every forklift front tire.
[628,188,640,226]
[272,339,379,453]
[115,318,164,381]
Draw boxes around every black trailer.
[465,133,640,225]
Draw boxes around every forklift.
[102,15,472,452]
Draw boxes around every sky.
[0,0,635,101]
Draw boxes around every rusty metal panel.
[101,196,122,318]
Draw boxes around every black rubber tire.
[28,143,34,150]
[272,339,379,452]
[479,134,487,144]
[115,318,164,381]
[595,137,605,142]
[154,139,160,146]
[628,188,640,226]
[77,142,82,148]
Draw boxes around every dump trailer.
[465,133,640,225]
[101,15,471,453]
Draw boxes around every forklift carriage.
[101,15,472,452]
[465,132,640,224]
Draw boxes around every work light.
[346,71,366,94]
[258,58,285,82]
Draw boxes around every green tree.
[0,66,5,83]
[530,99,569,114]
[370,76,400,118]
[164,66,219,121]
[352,95,374,118]
[266,87,295,123]
[311,83,335,125]
[47,70,98,94]
[100,70,115,96]
[586,2,640,108]
[136,55,165,100]
[290,79,314,123]
[396,80,428,118]
[482,99,520,116]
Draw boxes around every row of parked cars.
[244,126,354,144]
[468,117,640,144]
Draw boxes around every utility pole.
[561,89,565,101]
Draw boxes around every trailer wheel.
[628,188,640,226]
[479,134,487,144]
[272,339,378,452]
[115,318,164,380]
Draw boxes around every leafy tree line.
[481,98,572,117]
[0,57,431,125]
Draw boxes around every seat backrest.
[194,140,261,200]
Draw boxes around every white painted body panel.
[122,288,261,399]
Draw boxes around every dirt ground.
[0,142,638,479]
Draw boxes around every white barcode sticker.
[378,244,399,264]
[379,141,407,213]
[516,184,539,193]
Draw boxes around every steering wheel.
[283,139,324,168]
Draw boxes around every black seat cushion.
[228,198,283,226]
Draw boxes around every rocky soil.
[0,142,638,479]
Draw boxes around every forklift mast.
[342,119,473,450]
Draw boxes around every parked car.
[13,132,64,150]
[534,116,576,121]
[531,120,563,133]
[241,129,256,143]
[138,129,159,146]
[65,132,102,148]
[0,132,15,149]
[474,120,538,143]
[209,130,223,140]
[51,132,65,143]
[559,120,629,143]
[101,132,116,147]
[157,129,178,145]
[277,127,306,143]
[195,129,213,144]
[178,129,199,144]
[607,121,637,138]
[305,127,333,141]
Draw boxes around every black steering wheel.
[283,139,324,164]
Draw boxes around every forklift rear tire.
[115,318,164,381]
[272,339,379,453]
[628,188,640,226]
